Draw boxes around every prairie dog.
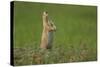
[40,11,56,49]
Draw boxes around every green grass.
[13,1,97,66]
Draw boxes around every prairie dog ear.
[43,11,48,16]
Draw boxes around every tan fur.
[40,11,56,49]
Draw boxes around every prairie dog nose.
[43,11,48,16]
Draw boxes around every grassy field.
[13,1,97,66]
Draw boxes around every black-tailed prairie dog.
[40,11,56,49]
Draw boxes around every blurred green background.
[13,1,97,66]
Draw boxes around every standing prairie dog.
[40,11,56,49]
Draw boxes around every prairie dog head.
[43,11,48,17]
